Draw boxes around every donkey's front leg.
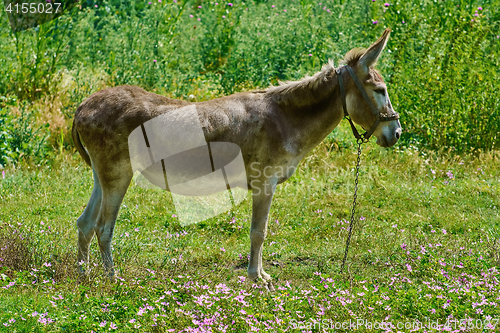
[248,180,276,290]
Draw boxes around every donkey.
[72,29,401,289]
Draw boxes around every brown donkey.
[72,29,401,289]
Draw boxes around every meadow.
[0,0,500,332]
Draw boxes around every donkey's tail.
[72,118,92,167]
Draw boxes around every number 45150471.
[5,2,62,14]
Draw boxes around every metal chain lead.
[340,139,363,273]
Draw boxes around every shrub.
[0,101,51,166]
[379,0,500,151]
[0,0,499,152]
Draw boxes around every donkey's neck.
[266,64,345,155]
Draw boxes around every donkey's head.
[341,29,402,148]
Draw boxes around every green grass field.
[1,124,499,332]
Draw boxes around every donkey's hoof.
[249,274,275,292]
[104,270,117,282]
[264,280,275,292]
[260,270,275,292]
[251,277,275,292]
[77,269,89,282]
[260,270,272,282]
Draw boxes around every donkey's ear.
[358,28,391,71]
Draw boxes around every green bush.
[0,96,17,167]
[0,0,498,152]
[378,0,500,151]
[0,109,15,167]
[0,100,51,166]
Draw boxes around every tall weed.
[380,0,500,151]
[0,102,51,166]
[0,0,499,154]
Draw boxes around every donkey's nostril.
[395,131,401,140]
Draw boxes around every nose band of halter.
[336,65,400,143]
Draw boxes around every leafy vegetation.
[0,97,51,167]
[382,0,500,151]
[1,131,499,331]
[0,0,498,165]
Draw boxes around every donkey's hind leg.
[77,168,102,276]
[95,170,133,278]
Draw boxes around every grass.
[1,123,500,332]
[1,0,499,157]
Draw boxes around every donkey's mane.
[263,60,336,108]
[260,47,370,108]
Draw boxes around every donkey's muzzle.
[377,123,401,148]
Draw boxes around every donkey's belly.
[138,143,247,196]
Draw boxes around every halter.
[336,65,400,143]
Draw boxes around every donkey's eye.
[374,88,386,94]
